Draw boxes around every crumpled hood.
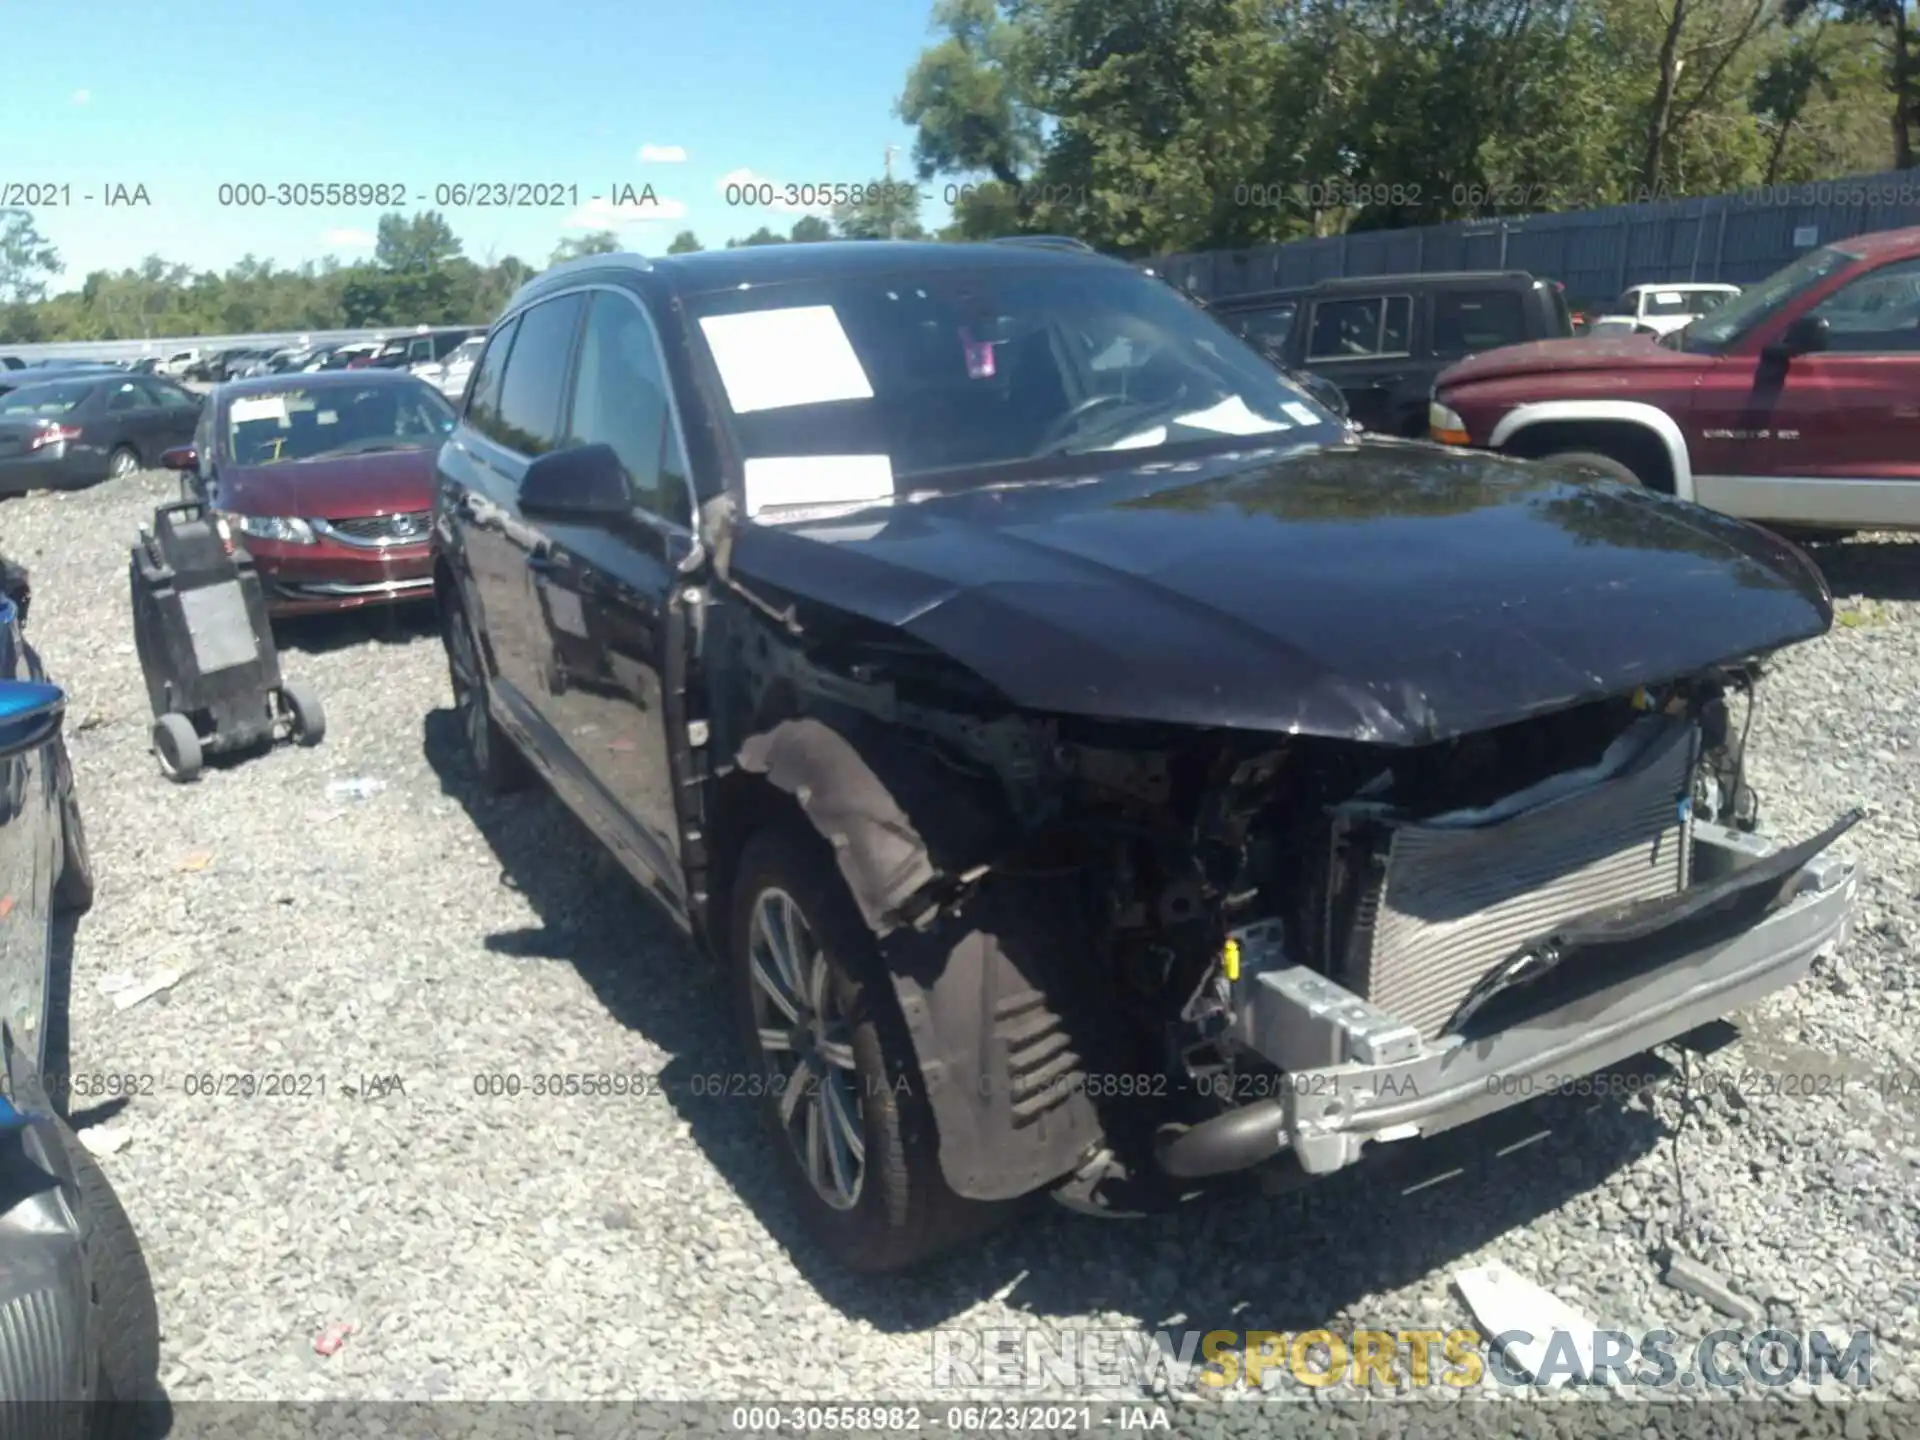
[727,440,1832,744]
[1438,334,1708,387]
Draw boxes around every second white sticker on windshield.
[743,455,895,518]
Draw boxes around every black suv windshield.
[226,381,455,465]
[1673,247,1856,352]
[683,263,1342,485]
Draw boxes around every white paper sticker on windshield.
[230,396,288,424]
[1282,402,1322,426]
[1099,426,1167,451]
[743,455,894,517]
[1654,291,1683,304]
[316,410,338,426]
[1173,395,1294,436]
[699,306,875,414]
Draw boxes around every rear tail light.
[28,424,82,452]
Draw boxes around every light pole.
[884,145,899,239]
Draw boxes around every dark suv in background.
[1208,270,1574,435]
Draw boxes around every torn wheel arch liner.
[733,714,1115,1202]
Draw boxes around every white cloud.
[563,193,690,231]
[713,168,830,217]
[322,227,376,248]
[638,144,687,164]
[71,89,90,105]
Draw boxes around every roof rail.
[990,235,1095,252]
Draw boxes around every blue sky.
[8,0,951,285]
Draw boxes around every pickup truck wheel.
[1540,449,1644,487]
[729,822,1007,1271]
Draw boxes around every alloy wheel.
[747,887,866,1210]
[109,448,138,479]
[446,607,491,773]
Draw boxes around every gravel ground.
[4,469,1917,1412]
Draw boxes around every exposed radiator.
[1343,717,1697,1039]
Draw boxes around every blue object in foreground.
[0,680,64,761]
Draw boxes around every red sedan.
[162,371,455,616]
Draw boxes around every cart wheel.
[282,680,326,746]
[153,712,203,782]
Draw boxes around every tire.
[442,591,527,793]
[728,822,1008,1272]
[1541,449,1644,487]
[152,712,201,782]
[53,1121,161,1414]
[106,446,140,482]
[281,680,326,746]
[53,740,95,915]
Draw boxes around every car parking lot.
[4,463,1916,1403]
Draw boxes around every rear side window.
[1431,290,1531,357]
[464,318,520,440]
[493,294,585,456]
[1229,306,1296,353]
[1306,294,1412,360]
[136,378,186,406]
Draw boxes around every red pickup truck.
[1430,226,1920,532]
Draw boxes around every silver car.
[424,335,485,399]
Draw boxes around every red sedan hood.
[1439,334,1709,387]
[222,449,437,518]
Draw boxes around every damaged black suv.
[432,241,1860,1272]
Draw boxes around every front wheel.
[281,680,326,746]
[152,712,202,782]
[54,1121,161,1420]
[728,823,1008,1272]
[443,590,526,793]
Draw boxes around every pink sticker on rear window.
[960,329,996,379]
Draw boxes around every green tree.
[375,211,463,273]
[666,229,704,253]
[898,0,1042,187]
[0,209,62,306]
[1786,0,1920,167]
[728,226,788,246]
[832,178,927,238]
[550,230,622,264]
[789,215,833,242]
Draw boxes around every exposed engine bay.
[719,591,1861,1200]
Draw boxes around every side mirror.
[519,444,630,522]
[0,681,64,762]
[1766,314,1829,361]
[160,446,198,471]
